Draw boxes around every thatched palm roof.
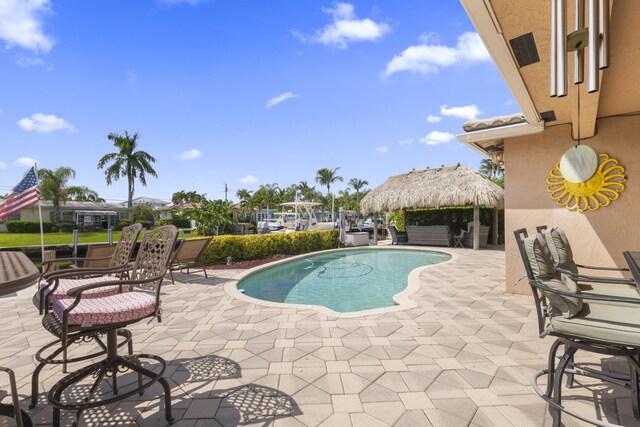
[360,165,504,214]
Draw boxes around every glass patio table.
[0,251,39,427]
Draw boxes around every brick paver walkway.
[1,246,637,426]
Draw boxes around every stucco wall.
[505,115,640,294]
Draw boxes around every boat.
[273,201,334,232]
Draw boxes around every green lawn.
[0,231,124,248]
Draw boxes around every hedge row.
[203,229,339,264]
[5,220,54,233]
[156,218,191,228]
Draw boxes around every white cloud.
[240,175,258,184]
[297,3,391,49]
[265,92,300,109]
[426,115,441,123]
[505,99,514,106]
[15,54,45,67]
[0,0,54,52]
[383,32,490,77]
[14,157,38,167]
[398,138,413,145]
[177,148,202,160]
[419,131,454,146]
[440,104,482,121]
[376,146,389,153]
[17,113,76,133]
[0,108,3,116]
[0,162,6,169]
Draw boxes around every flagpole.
[33,164,45,262]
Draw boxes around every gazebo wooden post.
[492,208,499,245]
[473,203,480,250]
[373,212,378,245]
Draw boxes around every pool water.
[237,249,451,313]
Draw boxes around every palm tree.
[236,188,254,221]
[315,167,344,196]
[39,167,100,224]
[348,178,369,203]
[171,190,187,206]
[97,131,158,208]
[479,159,503,179]
[69,187,104,202]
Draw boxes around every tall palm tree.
[97,131,158,208]
[39,167,100,224]
[171,190,187,206]
[479,159,503,179]
[348,178,369,203]
[315,167,343,196]
[236,188,254,221]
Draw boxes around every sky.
[0,0,517,204]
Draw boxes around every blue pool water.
[237,249,451,313]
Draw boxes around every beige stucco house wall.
[504,116,639,294]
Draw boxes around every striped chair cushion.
[53,292,157,326]
[40,277,125,303]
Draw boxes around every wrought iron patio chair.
[29,223,142,408]
[35,223,143,314]
[168,236,212,284]
[44,225,178,427]
[514,228,640,426]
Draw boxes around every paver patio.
[1,246,638,426]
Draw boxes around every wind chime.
[546,0,626,212]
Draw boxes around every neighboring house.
[3,200,131,231]
[457,1,638,294]
[121,197,170,208]
[157,203,199,220]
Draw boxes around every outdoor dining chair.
[388,225,407,245]
[35,223,143,314]
[29,223,142,408]
[168,236,212,284]
[514,228,640,426]
[44,225,178,427]
[536,225,633,286]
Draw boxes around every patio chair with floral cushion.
[168,236,212,284]
[514,228,640,427]
[34,223,143,314]
[44,225,178,427]
[29,224,143,407]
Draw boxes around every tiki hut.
[360,165,504,250]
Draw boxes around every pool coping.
[223,245,458,319]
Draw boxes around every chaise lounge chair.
[168,237,212,284]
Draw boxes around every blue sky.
[0,0,516,203]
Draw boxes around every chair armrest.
[67,275,165,297]
[557,267,635,286]
[42,264,130,281]
[531,278,640,305]
[576,263,630,272]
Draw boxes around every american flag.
[0,166,41,221]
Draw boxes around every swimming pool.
[237,248,451,313]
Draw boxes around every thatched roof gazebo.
[361,165,504,249]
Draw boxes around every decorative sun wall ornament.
[547,147,626,212]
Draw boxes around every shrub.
[5,220,54,233]
[203,229,339,264]
[115,219,133,231]
[132,202,156,221]
[138,220,152,229]
[156,218,191,228]
[56,221,76,232]
[388,211,405,231]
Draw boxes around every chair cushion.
[40,277,124,304]
[540,274,583,318]
[549,299,640,347]
[524,234,557,280]
[53,292,157,326]
[543,227,578,274]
